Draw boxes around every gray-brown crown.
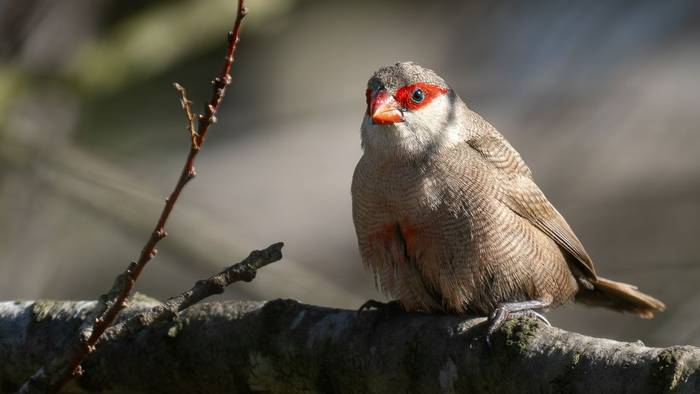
[368,62,449,92]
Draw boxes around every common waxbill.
[351,62,665,336]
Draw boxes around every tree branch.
[14,2,249,392]
[101,242,283,344]
[1,299,698,393]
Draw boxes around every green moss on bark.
[502,317,541,355]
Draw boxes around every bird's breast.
[369,220,422,258]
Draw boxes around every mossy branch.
[1,299,698,393]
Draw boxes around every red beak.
[370,91,403,124]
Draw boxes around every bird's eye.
[395,83,448,110]
[412,88,425,103]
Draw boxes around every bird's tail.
[575,276,665,318]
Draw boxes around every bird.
[351,62,665,338]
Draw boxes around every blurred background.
[1,0,698,347]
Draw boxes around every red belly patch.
[370,220,421,261]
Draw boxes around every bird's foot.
[510,309,551,326]
[357,299,403,314]
[485,299,551,346]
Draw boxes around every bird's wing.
[466,131,533,178]
[467,134,597,279]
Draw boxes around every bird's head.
[361,62,465,159]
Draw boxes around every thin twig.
[174,83,198,149]
[16,1,249,393]
[101,243,284,343]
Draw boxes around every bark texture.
[1,299,698,393]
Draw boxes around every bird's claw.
[485,306,509,346]
[357,299,387,312]
[512,309,551,326]
[483,299,552,346]
[356,299,403,315]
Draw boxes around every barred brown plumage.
[352,62,665,338]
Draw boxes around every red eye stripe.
[395,83,448,111]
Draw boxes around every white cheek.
[360,95,463,157]
[416,95,465,147]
